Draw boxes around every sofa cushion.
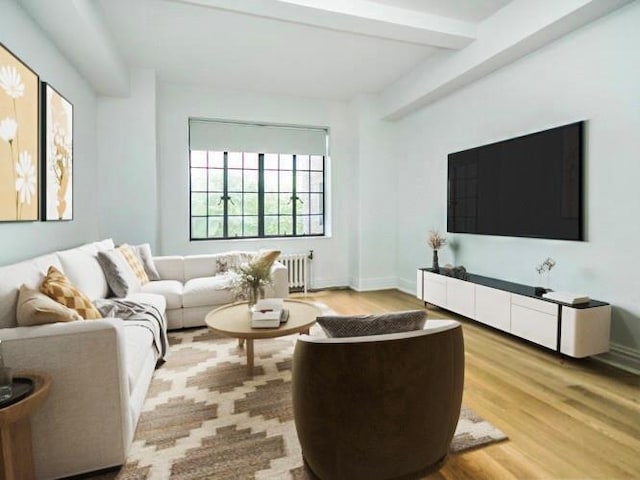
[40,266,103,320]
[97,249,141,298]
[16,285,82,326]
[57,244,110,301]
[183,275,236,308]
[139,280,183,309]
[183,254,220,282]
[317,310,427,338]
[0,252,63,329]
[94,238,115,252]
[123,324,154,392]
[183,251,255,281]
[124,292,167,316]
[153,256,184,282]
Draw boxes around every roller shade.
[189,119,328,155]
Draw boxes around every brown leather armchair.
[292,319,464,480]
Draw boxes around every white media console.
[417,268,611,358]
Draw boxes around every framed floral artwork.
[41,83,73,221]
[0,43,39,222]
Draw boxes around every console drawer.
[476,285,510,332]
[511,293,557,315]
[423,272,446,306]
[511,304,557,349]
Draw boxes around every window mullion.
[223,152,229,238]
[258,153,265,237]
[292,154,297,236]
[206,152,210,238]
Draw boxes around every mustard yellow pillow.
[17,284,83,326]
[40,266,102,320]
[117,244,149,285]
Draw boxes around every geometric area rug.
[91,327,507,480]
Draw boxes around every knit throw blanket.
[94,299,169,362]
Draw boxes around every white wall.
[349,95,397,290]
[156,82,354,289]
[97,68,158,248]
[393,3,640,352]
[0,0,99,265]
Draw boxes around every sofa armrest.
[0,319,132,479]
[269,261,289,298]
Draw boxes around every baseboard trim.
[593,343,640,375]
[350,276,399,292]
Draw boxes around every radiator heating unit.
[280,252,311,294]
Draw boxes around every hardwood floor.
[294,289,640,480]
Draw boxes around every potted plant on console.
[427,230,447,274]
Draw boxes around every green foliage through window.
[190,151,325,240]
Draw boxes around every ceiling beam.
[169,0,477,49]
[379,0,634,120]
[17,0,129,96]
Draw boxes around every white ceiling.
[368,0,511,22]
[16,0,633,110]
[97,0,446,99]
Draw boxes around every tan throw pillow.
[17,284,82,326]
[40,266,102,320]
[118,244,149,285]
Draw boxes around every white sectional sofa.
[0,239,288,479]
[145,252,288,330]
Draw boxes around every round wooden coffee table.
[0,371,51,480]
[205,299,322,374]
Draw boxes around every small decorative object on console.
[442,264,468,280]
[535,257,556,291]
[427,230,447,274]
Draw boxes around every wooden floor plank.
[296,289,640,479]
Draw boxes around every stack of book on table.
[251,298,289,328]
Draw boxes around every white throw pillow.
[56,245,110,301]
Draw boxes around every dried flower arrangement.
[427,230,447,250]
[231,250,281,306]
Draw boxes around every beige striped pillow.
[117,244,149,285]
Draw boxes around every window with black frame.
[189,120,326,240]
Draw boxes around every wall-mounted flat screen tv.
[447,121,583,241]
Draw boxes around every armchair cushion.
[317,309,427,338]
